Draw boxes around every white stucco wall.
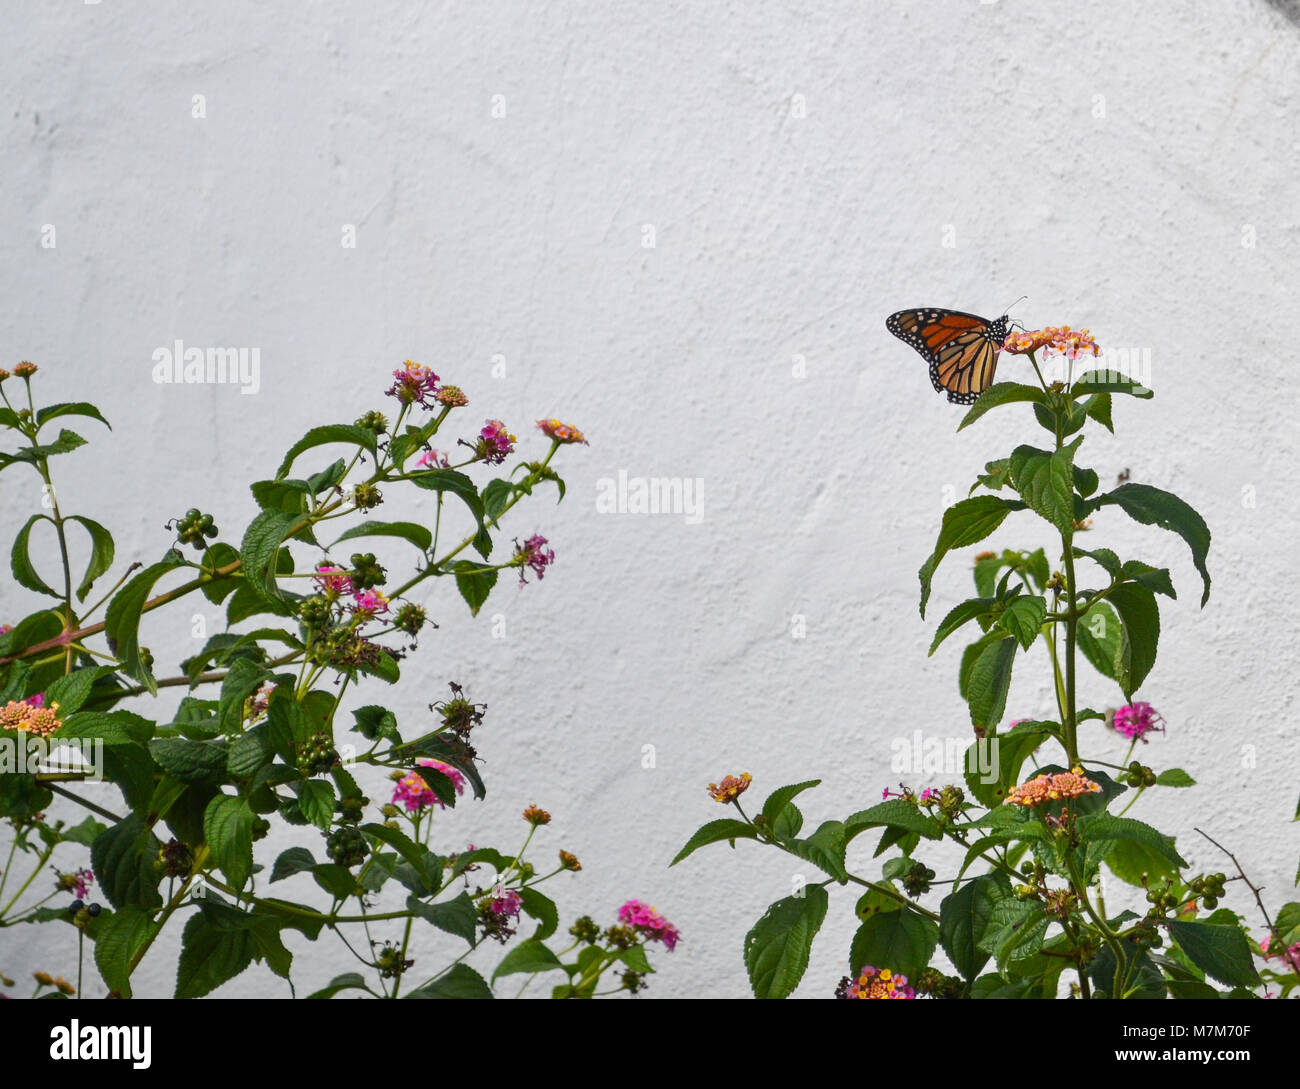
[2,1,1298,998]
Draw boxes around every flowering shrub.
[0,361,673,999]
[677,326,1300,999]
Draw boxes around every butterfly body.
[886,307,1009,404]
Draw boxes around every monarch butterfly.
[886,307,1011,404]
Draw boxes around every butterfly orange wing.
[886,308,1007,404]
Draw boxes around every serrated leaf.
[67,515,115,602]
[850,906,940,981]
[957,382,1048,431]
[275,424,378,480]
[743,888,829,999]
[12,514,60,597]
[405,963,493,999]
[331,520,433,553]
[204,793,255,889]
[919,496,1015,617]
[998,594,1046,650]
[1094,483,1211,606]
[1167,921,1260,988]
[671,818,760,864]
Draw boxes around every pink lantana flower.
[1110,702,1165,743]
[392,758,466,812]
[618,900,681,952]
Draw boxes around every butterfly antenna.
[1003,295,1028,316]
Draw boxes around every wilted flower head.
[1006,767,1103,808]
[416,449,450,469]
[618,900,681,952]
[1110,702,1165,743]
[392,758,466,812]
[707,773,752,803]
[12,362,38,378]
[536,418,588,445]
[436,385,468,408]
[351,588,390,616]
[1,698,62,738]
[522,804,551,826]
[248,682,275,720]
[56,868,94,898]
[386,360,440,408]
[559,850,582,872]
[515,534,555,585]
[313,563,354,596]
[1002,325,1101,359]
[836,965,916,999]
[477,419,516,465]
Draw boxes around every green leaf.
[12,514,60,597]
[204,794,255,889]
[929,597,995,656]
[90,814,164,911]
[331,520,433,553]
[239,510,300,604]
[743,887,829,999]
[306,972,371,999]
[149,738,227,784]
[1008,441,1077,535]
[1120,560,1177,599]
[998,595,1046,650]
[93,906,157,998]
[1167,921,1260,988]
[1094,483,1211,606]
[362,823,441,893]
[406,964,493,999]
[940,873,1012,980]
[44,665,115,716]
[1077,600,1123,682]
[957,382,1048,431]
[919,496,1014,617]
[1156,768,1196,788]
[1071,369,1153,398]
[452,561,498,616]
[217,657,272,735]
[67,515,115,602]
[790,820,849,882]
[492,939,565,982]
[1084,392,1113,432]
[275,424,378,480]
[761,780,820,826]
[850,907,940,981]
[482,478,514,523]
[59,816,107,847]
[270,846,317,882]
[36,401,112,430]
[104,555,185,693]
[297,779,336,830]
[1110,582,1160,698]
[1080,814,1186,870]
[406,891,477,944]
[966,635,1017,734]
[312,864,358,899]
[409,470,489,557]
[519,886,559,941]
[175,911,255,998]
[671,818,760,864]
[844,800,944,843]
[1104,836,1181,887]
[964,721,1053,808]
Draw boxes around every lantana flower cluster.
[617,900,681,951]
[1005,767,1103,808]
[1002,325,1102,359]
[835,965,916,999]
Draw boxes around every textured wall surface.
[2,1,1298,999]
